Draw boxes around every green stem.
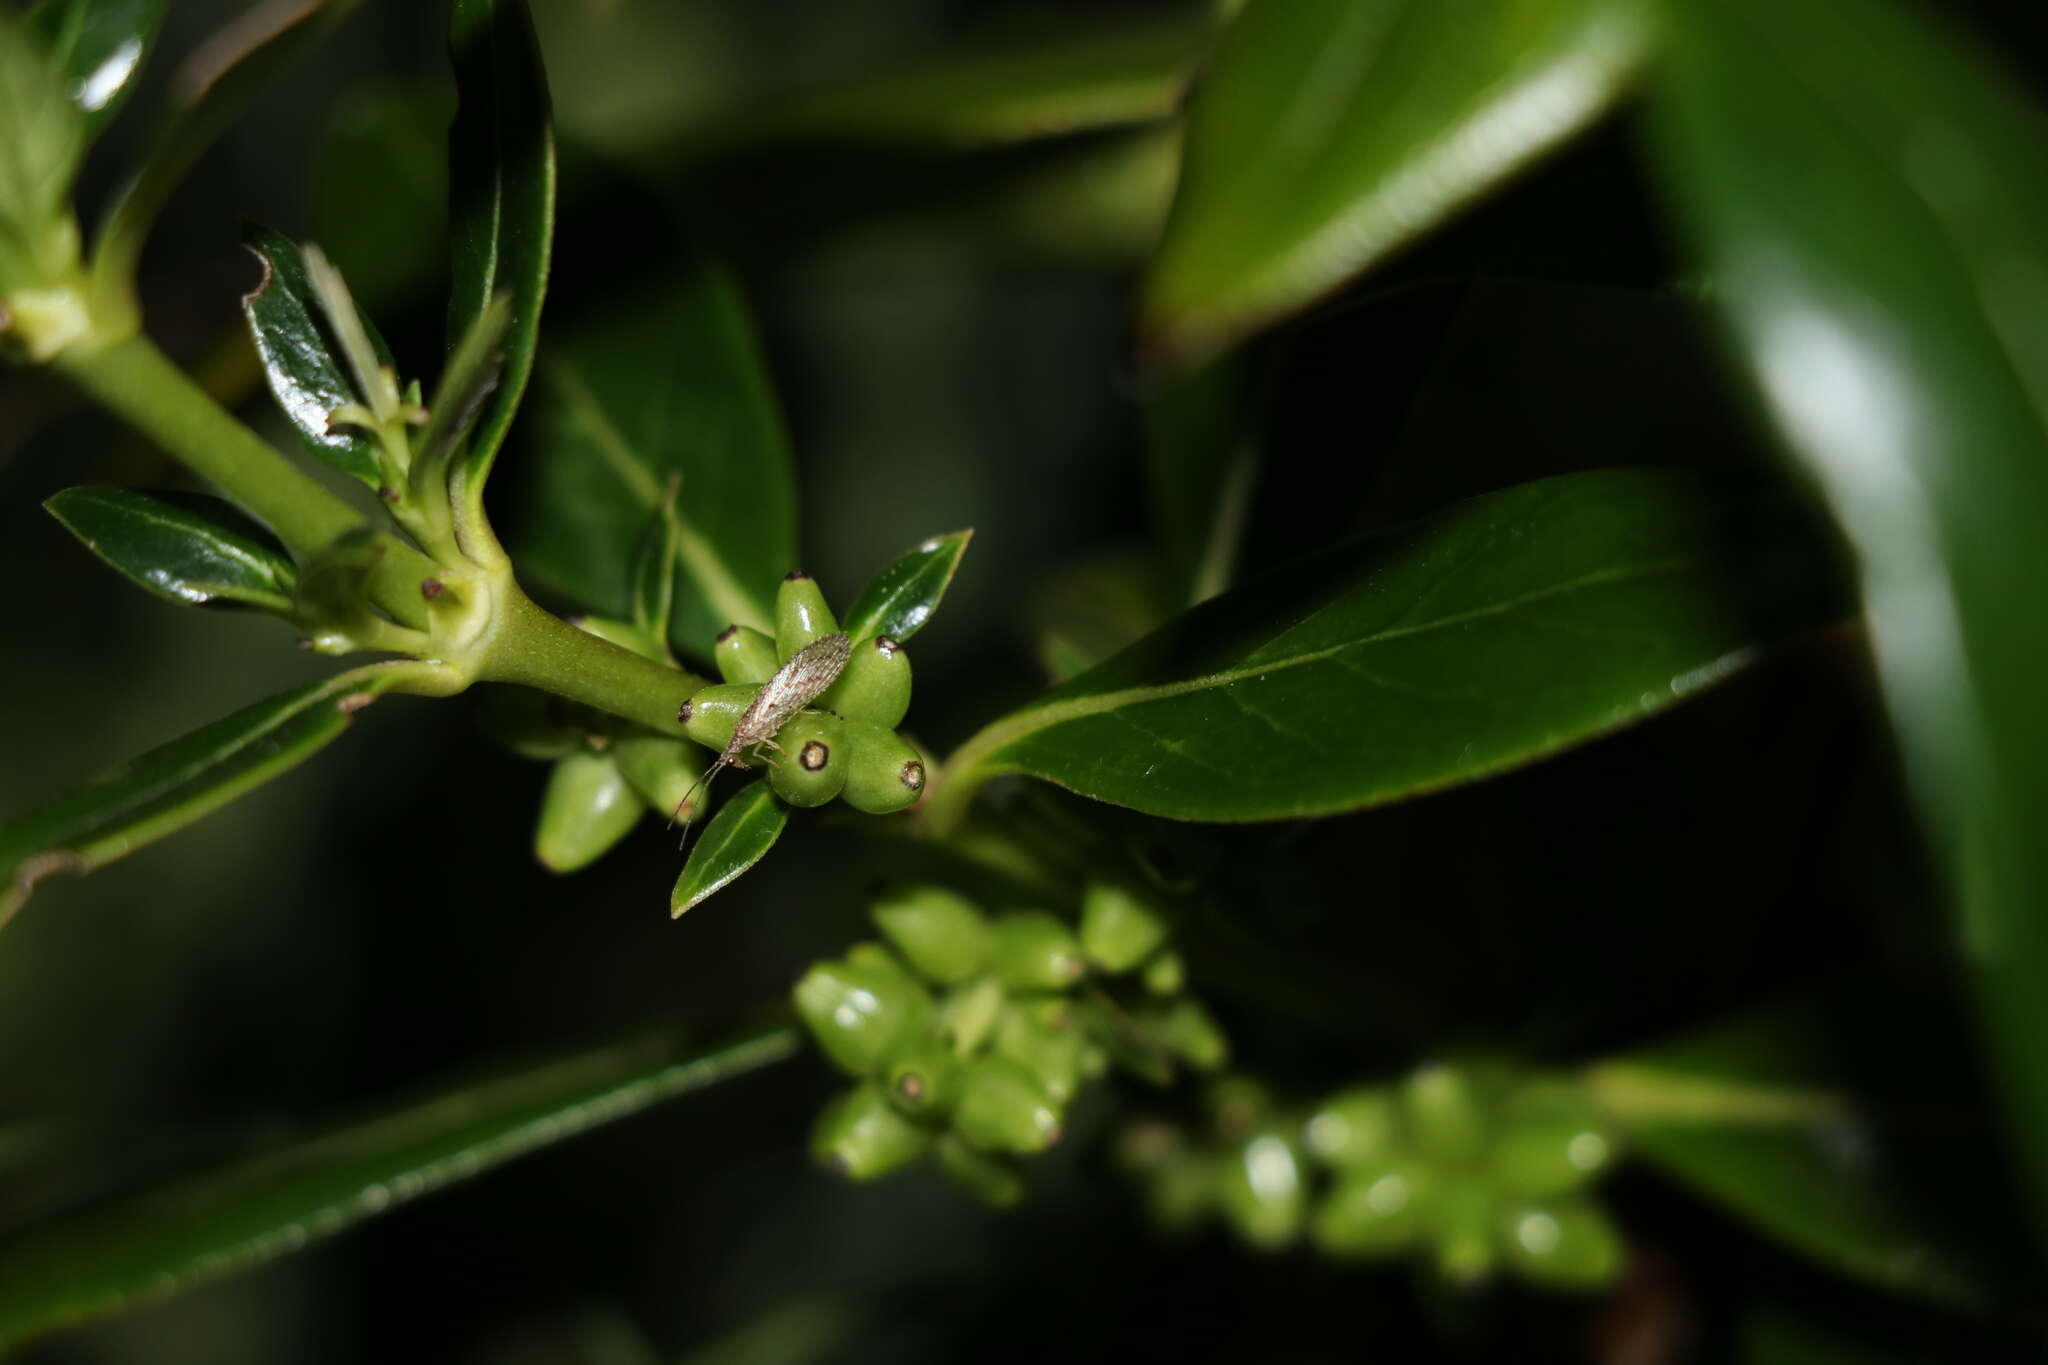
[481,587,709,737]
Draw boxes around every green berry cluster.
[796,882,1229,1205]
[681,572,923,815]
[1120,1060,1624,1291]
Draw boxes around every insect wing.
[750,633,852,735]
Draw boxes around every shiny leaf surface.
[1143,0,1654,366]
[671,780,786,916]
[27,0,162,136]
[44,485,295,610]
[840,529,973,645]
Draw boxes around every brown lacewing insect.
[672,631,853,850]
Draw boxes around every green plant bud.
[935,1131,1026,1208]
[993,1003,1084,1105]
[1146,997,1230,1073]
[1147,1153,1221,1234]
[810,1083,931,1181]
[1312,1156,1436,1258]
[1498,1197,1625,1291]
[837,721,927,814]
[1079,881,1170,972]
[1430,1182,1499,1286]
[714,624,779,684]
[611,734,708,820]
[1141,949,1185,996]
[843,939,907,976]
[1303,1086,1403,1169]
[817,633,913,727]
[476,685,592,759]
[883,1041,960,1121]
[573,613,663,661]
[774,570,839,657]
[987,911,1085,992]
[953,1055,1063,1155]
[872,885,991,985]
[1491,1078,1616,1197]
[533,752,646,872]
[1215,1129,1306,1251]
[937,977,1006,1055]
[792,958,935,1080]
[1404,1062,1492,1167]
[765,712,848,808]
[679,682,761,753]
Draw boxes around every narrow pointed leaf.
[840,530,973,645]
[44,485,295,610]
[27,0,162,136]
[446,0,553,502]
[1144,0,1655,367]
[416,292,510,471]
[629,481,684,642]
[519,256,796,652]
[0,1028,799,1346]
[938,471,1839,824]
[1650,0,2048,1230]
[671,780,786,916]
[0,668,400,924]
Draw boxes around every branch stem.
[481,587,709,736]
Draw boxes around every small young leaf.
[628,478,684,645]
[0,1028,799,1346]
[44,485,296,610]
[671,780,787,916]
[240,222,390,488]
[840,530,973,645]
[0,667,402,925]
[27,0,164,137]
[415,292,511,472]
[446,0,553,504]
[1144,0,1655,367]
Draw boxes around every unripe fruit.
[988,911,1084,992]
[817,634,912,728]
[993,1002,1084,1105]
[1147,997,1230,1073]
[883,1041,960,1121]
[775,571,838,657]
[714,624,779,684]
[534,752,646,872]
[954,1055,1063,1155]
[1141,950,1185,996]
[838,721,926,814]
[765,712,847,808]
[1147,1153,1220,1233]
[872,885,991,985]
[1303,1086,1402,1169]
[1498,1197,1625,1290]
[611,734,706,820]
[1405,1062,1491,1166]
[935,1131,1026,1208]
[1491,1078,1615,1197]
[937,977,1006,1055]
[1430,1182,1499,1285]
[1312,1156,1435,1258]
[1216,1129,1305,1251]
[792,958,934,1079]
[1079,881,1170,973]
[679,682,760,753]
[811,1083,930,1180]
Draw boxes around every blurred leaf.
[671,780,786,917]
[309,82,449,315]
[1650,0,2048,1229]
[240,222,387,488]
[0,1028,800,1346]
[840,529,973,645]
[518,256,796,653]
[446,0,554,507]
[0,7,85,286]
[677,1296,864,1365]
[44,485,295,610]
[628,479,684,646]
[27,0,162,137]
[1029,550,1162,684]
[0,667,402,927]
[1143,0,1655,367]
[1145,355,1256,608]
[938,470,1838,824]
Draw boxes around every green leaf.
[239,222,388,488]
[309,82,449,315]
[1143,0,1655,367]
[27,0,163,137]
[935,470,1838,825]
[0,7,85,288]
[1029,550,1163,684]
[518,256,796,653]
[1144,355,1256,609]
[0,667,399,927]
[840,529,973,645]
[1649,0,2048,1230]
[671,780,786,917]
[628,478,684,645]
[446,0,554,505]
[0,1028,799,1346]
[44,485,295,610]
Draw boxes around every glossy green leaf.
[446,0,553,504]
[518,256,796,652]
[240,223,388,488]
[671,779,786,917]
[1145,355,1255,608]
[840,529,973,645]
[935,470,1837,825]
[1143,0,1655,367]
[0,1028,799,1346]
[27,0,163,136]
[1649,0,2048,1229]
[44,485,295,610]
[0,667,400,927]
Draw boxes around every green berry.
[935,1131,1026,1208]
[838,721,927,814]
[872,885,991,985]
[1303,1086,1402,1169]
[1430,1182,1499,1285]
[811,1083,930,1181]
[1141,950,1185,996]
[679,682,760,753]
[817,633,912,727]
[1498,1197,1625,1290]
[883,1040,960,1120]
[533,751,645,872]
[1312,1156,1435,1258]
[611,734,707,822]
[1491,1078,1615,1197]
[775,570,838,657]
[1147,1153,1220,1234]
[937,977,1006,1055]
[993,1001,1084,1105]
[714,624,779,683]
[765,711,847,808]
[1405,1062,1492,1167]
[1146,996,1230,1073]
[1216,1129,1305,1251]
[792,958,934,1079]
[1079,881,1170,973]
[987,911,1084,992]
[954,1055,1063,1155]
